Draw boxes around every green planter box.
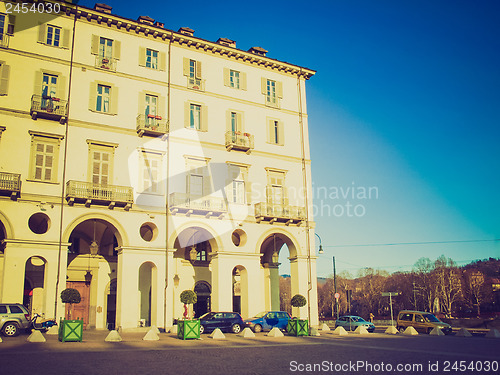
[177,319,200,340]
[287,318,309,336]
[58,319,83,342]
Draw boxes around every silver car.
[0,303,31,337]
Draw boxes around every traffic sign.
[334,293,340,299]
[381,292,399,297]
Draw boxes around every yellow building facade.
[0,1,318,331]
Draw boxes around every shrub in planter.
[287,294,309,336]
[177,290,200,340]
[59,288,83,342]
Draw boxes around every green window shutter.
[237,113,243,132]
[91,35,99,55]
[138,91,145,116]
[158,94,166,120]
[0,64,10,95]
[138,47,146,66]
[223,68,229,87]
[38,23,46,44]
[267,119,273,143]
[266,185,273,203]
[241,72,247,90]
[261,77,267,95]
[57,75,67,100]
[33,70,43,96]
[184,102,190,128]
[201,105,208,132]
[7,15,15,34]
[62,28,70,48]
[278,121,284,145]
[277,81,283,98]
[226,110,231,132]
[110,85,119,114]
[183,58,189,76]
[245,172,252,204]
[195,61,202,79]
[203,173,211,197]
[113,40,121,60]
[159,52,166,71]
[88,81,97,111]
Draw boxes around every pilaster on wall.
[209,253,233,312]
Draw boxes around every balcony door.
[189,174,203,198]
[145,94,158,127]
[41,73,57,109]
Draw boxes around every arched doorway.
[259,233,299,314]
[24,256,47,315]
[66,218,120,329]
[138,262,157,327]
[193,282,211,318]
[232,266,248,317]
[105,279,117,330]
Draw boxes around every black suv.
[0,303,31,337]
[199,312,245,334]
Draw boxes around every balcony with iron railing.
[66,180,133,210]
[254,202,306,225]
[225,131,254,153]
[0,172,21,200]
[95,56,117,71]
[136,114,169,138]
[0,33,9,48]
[30,95,68,123]
[169,192,227,218]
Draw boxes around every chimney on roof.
[217,38,236,48]
[154,21,165,28]
[94,3,112,14]
[178,27,194,36]
[248,46,268,57]
[138,16,155,25]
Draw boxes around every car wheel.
[231,324,241,334]
[199,325,204,334]
[253,324,262,333]
[427,328,433,334]
[2,322,19,337]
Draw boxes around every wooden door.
[65,281,90,329]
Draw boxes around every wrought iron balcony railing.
[254,202,306,225]
[0,171,21,199]
[136,114,169,137]
[187,77,204,91]
[66,180,133,210]
[30,95,68,123]
[225,131,254,153]
[169,192,227,217]
[95,56,117,71]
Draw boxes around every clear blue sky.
[77,0,500,276]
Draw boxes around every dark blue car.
[244,311,291,333]
[199,312,245,334]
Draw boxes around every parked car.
[335,315,375,332]
[396,310,452,334]
[199,312,245,334]
[244,311,291,333]
[0,303,31,337]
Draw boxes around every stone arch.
[24,256,48,316]
[138,261,158,327]
[168,221,221,253]
[63,212,127,247]
[193,281,211,318]
[0,210,14,239]
[255,228,301,259]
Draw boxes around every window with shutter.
[96,84,110,113]
[190,104,201,130]
[146,49,158,69]
[0,63,10,96]
[0,14,5,37]
[46,25,61,46]
[29,133,63,183]
[91,149,112,185]
[142,152,162,194]
[229,70,240,89]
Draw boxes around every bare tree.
[413,257,437,312]
[434,256,462,316]
[462,270,488,316]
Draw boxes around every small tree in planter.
[178,290,200,340]
[61,288,81,320]
[59,288,83,342]
[287,294,309,336]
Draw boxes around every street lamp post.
[316,234,338,319]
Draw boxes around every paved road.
[1,330,499,375]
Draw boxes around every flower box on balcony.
[102,58,109,63]
[155,115,162,120]
[52,97,60,102]
[147,114,155,118]
[244,133,250,137]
